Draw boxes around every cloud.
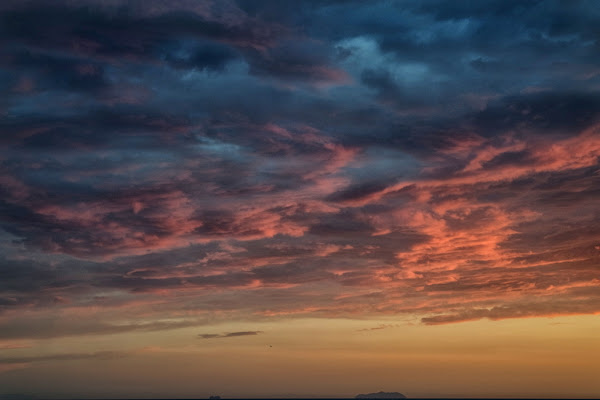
[0,1,282,56]
[198,331,264,339]
[0,0,599,334]
[356,324,399,332]
[421,294,600,325]
[0,342,31,350]
[0,351,129,365]
[0,317,206,340]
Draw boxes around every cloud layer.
[1,0,599,337]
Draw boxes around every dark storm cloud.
[244,39,347,83]
[0,0,599,332]
[1,48,108,93]
[158,40,239,71]
[470,92,600,137]
[0,1,350,88]
[0,106,194,149]
[0,2,278,60]
[360,69,400,101]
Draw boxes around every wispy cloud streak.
[198,331,264,339]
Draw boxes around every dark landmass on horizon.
[356,392,407,399]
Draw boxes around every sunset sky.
[1,1,600,398]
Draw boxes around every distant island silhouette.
[355,391,406,399]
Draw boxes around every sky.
[0,0,599,398]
